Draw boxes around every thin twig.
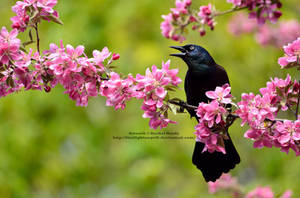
[100,77,109,81]
[287,104,297,115]
[34,23,40,53]
[296,81,300,120]
[168,99,197,111]
[168,98,289,124]
[213,6,248,17]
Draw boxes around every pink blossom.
[236,92,277,127]
[228,14,298,48]
[160,13,186,42]
[0,76,22,98]
[237,75,300,154]
[160,13,173,39]
[227,0,282,24]
[14,67,32,89]
[256,20,300,47]
[208,174,238,194]
[0,27,22,65]
[100,72,135,110]
[160,0,192,42]
[135,60,181,129]
[226,0,242,7]
[42,42,117,106]
[281,190,293,198]
[206,83,232,104]
[91,47,111,69]
[10,0,59,32]
[249,2,281,25]
[227,13,257,36]
[195,122,226,154]
[15,49,33,67]
[10,14,29,32]
[208,174,293,198]
[198,4,215,35]
[36,0,57,14]
[246,186,274,198]
[274,120,300,155]
[278,37,300,69]
[195,100,228,153]
[171,0,190,17]
[112,53,120,60]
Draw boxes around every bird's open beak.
[169,46,186,58]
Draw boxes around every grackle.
[170,44,240,182]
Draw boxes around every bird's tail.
[192,133,240,182]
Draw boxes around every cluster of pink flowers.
[274,120,300,155]
[208,174,239,194]
[228,13,300,48]
[236,75,300,154]
[197,4,215,36]
[256,20,300,48]
[0,28,122,106]
[1,0,185,129]
[160,0,192,42]
[41,43,119,106]
[0,21,183,127]
[228,13,257,36]
[278,37,300,69]
[160,0,217,41]
[11,0,60,32]
[100,72,135,110]
[227,0,282,24]
[246,187,292,198]
[161,0,283,42]
[0,27,22,65]
[135,60,181,129]
[194,84,232,153]
[208,174,292,198]
[0,27,28,96]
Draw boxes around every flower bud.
[112,53,120,60]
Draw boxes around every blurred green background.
[0,0,300,197]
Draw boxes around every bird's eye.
[189,46,195,51]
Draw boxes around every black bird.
[170,44,240,182]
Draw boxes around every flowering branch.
[208,173,292,198]
[0,0,299,162]
[161,0,282,42]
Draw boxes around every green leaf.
[284,83,293,93]
[276,87,283,97]
[6,77,15,88]
[169,97,182,103]
[23,41,35,47]
[164,110,168,118]
[169,104,177,115]
[29,29,33,41]
[108,65,117,69]
[19,46,28,53]
[47,15,64,25]
[30,10,39,21]
[164,93,169,102]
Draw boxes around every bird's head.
[170,44,215,68]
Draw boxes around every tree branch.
[168,98,291,125]
[34,23,40,53]
[213,6,248,17]
[296,81,300,120]
[168,99,197,111]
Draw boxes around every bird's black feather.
[171,44,240,182]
